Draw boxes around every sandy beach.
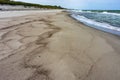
[0,10,120,80]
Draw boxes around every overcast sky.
[15,0,120,9]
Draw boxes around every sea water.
[70,10,120,36]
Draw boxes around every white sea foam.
[71,14,120,35]
[72,10,82,12]
[101,11,120,16]
[72,10,120,16]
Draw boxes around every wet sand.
[0,10,120,80]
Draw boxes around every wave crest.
[71,14,120,36]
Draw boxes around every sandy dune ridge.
[0,10,120,80]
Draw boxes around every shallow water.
[71,10,120,36]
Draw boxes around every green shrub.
[0,0,63,9]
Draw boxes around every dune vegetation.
[0,0,63,9]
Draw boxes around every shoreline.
[69,12,120,37]
[68,12,120,53]
[0,10,120,80]
[70,12,120,36]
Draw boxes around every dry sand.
[0,10,120,80]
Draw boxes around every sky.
[15,0,120,10]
